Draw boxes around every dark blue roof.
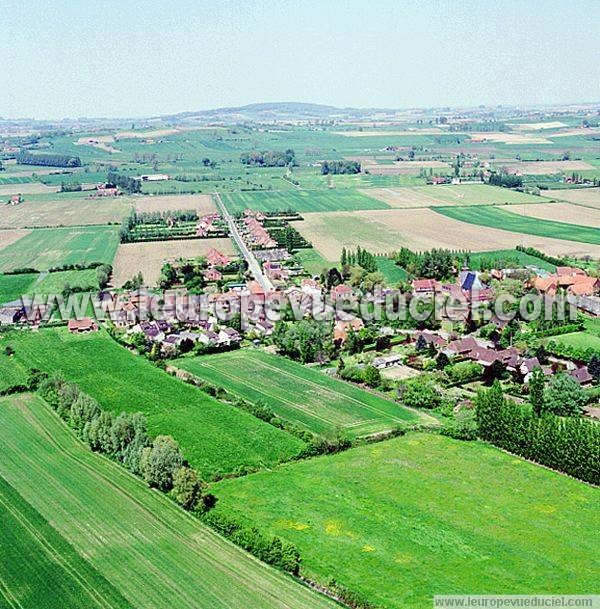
[461,272,476,291]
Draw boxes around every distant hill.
[159,101,398,123]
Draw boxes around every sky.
[1,0,599,119]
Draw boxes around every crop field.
[503,202,600,227]
[433,206,600,245]
[174,350,430,437]
[542,187,600,208]
[0,193,131,228]
[0,272,37,303]
[490,160,594,175]
[0,226,120,272]
[0,228,31,250]
[221,189,389,214]
[133,194,217,214]
[0,269,99,304]
[211,433,600,609]
[296,209,600,260]
[360,184,541,209]
[0,329,304,478]
[294,247,333,275]
[0,474,133,609]
[0,394,337,609]
[375,256,408,283]
[111,237,235,286]
[0,182,60,196]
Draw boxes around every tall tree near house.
[588,353,600,382]
[529,367,545,417]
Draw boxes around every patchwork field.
[0,193,131,228]
[434,206,600,245]
[0,329,304,478]
[221,189,389,214]
[296,209,600,260]
[360,184,541,208]
[174,350,430,437]
[503,202,600,227]
[356,159,451,176]
[111,237,235,286]
[133,194,217,214]
[0,226,120,272]
[210,433,600,609]
[0,394,337,609]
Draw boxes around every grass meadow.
[433,206,600,245]
[0,329,305,478]
[221,189,389,214]
[0,394,337,609]
[174,350,429,437]
[0,226,120,272]
[211,433,600,609]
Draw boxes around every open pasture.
[296,208,600,260]
[111,237,235,286]
[360,183,541,208]
[503,202,600,227]
[0,394,336,609]
[132,193,217,214]
[0,225,120,272]
[211,433,600,609]
[433,205,600,245]
[221,188,389,214]
[0,329,304,478]
[0,192,131,228]
[174,350,428,437]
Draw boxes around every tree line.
[240,149,296,167]
[341,246,378,273]
[107,171,141,194]
[321,160,361,175]
[476,382,599,485]
[17,152,81,167]
[38,375,212,510]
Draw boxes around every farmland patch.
[111,237,235,286]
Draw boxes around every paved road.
[213,192,274,292]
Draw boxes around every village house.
[333,317,364,344]
[570,366,593,386]
[412,278,439,296]
[203,268,223,282]
[205,248,231,268]
[68,318,98,334]
[372,354,403,369]
[0,305,24,325]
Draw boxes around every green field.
[0,269,100,304]
[0,394,337,609]
[549,331,600,351]
[418,184,541,206]
[0,273,37,303]
[0,329,304,478]
[221,188,389,213]
[0,226,120,272]
[375,256,408,283]
[295,247,333,275]
[174,350,428,437]
[0,474,133,609]
[211,433,600,609]
[433,205,600,245]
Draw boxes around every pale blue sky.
[1,0,598,119]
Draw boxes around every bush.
[202,511,301,575]
[398,378,441,409]
[441,408,478,441]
